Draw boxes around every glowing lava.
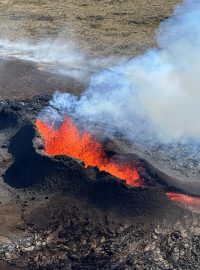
[36,116,200,212]
[36,117,142,186]
[167,192,200,211]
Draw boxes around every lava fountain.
[36,117,142,186]
[36,116,200,212]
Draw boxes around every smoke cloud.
[0,38,122,80]
[42,0,200,142]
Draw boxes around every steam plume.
[42,0,200,142]
[0,38,121,80]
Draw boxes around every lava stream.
[167,192,200,211]
[36,117,142,186]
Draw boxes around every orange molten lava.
[167,192,200,211]
[36,117,142,186]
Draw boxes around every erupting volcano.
[36,117,142,186]
[36,116,200,212]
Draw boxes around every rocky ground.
[1,206,200,270]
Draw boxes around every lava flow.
[167,192,200,212]
[36,117,142,186]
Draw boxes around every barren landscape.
[0,0,200,269]
[0,0,180,57]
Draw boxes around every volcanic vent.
[36,116,142,187]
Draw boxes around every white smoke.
[0,38,122,80]
[44,0,200,143]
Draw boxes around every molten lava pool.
[36,117,142,186]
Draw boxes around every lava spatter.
[36,117,141,186]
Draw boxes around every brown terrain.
[0,1,200,270]
[0,0,180,57]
